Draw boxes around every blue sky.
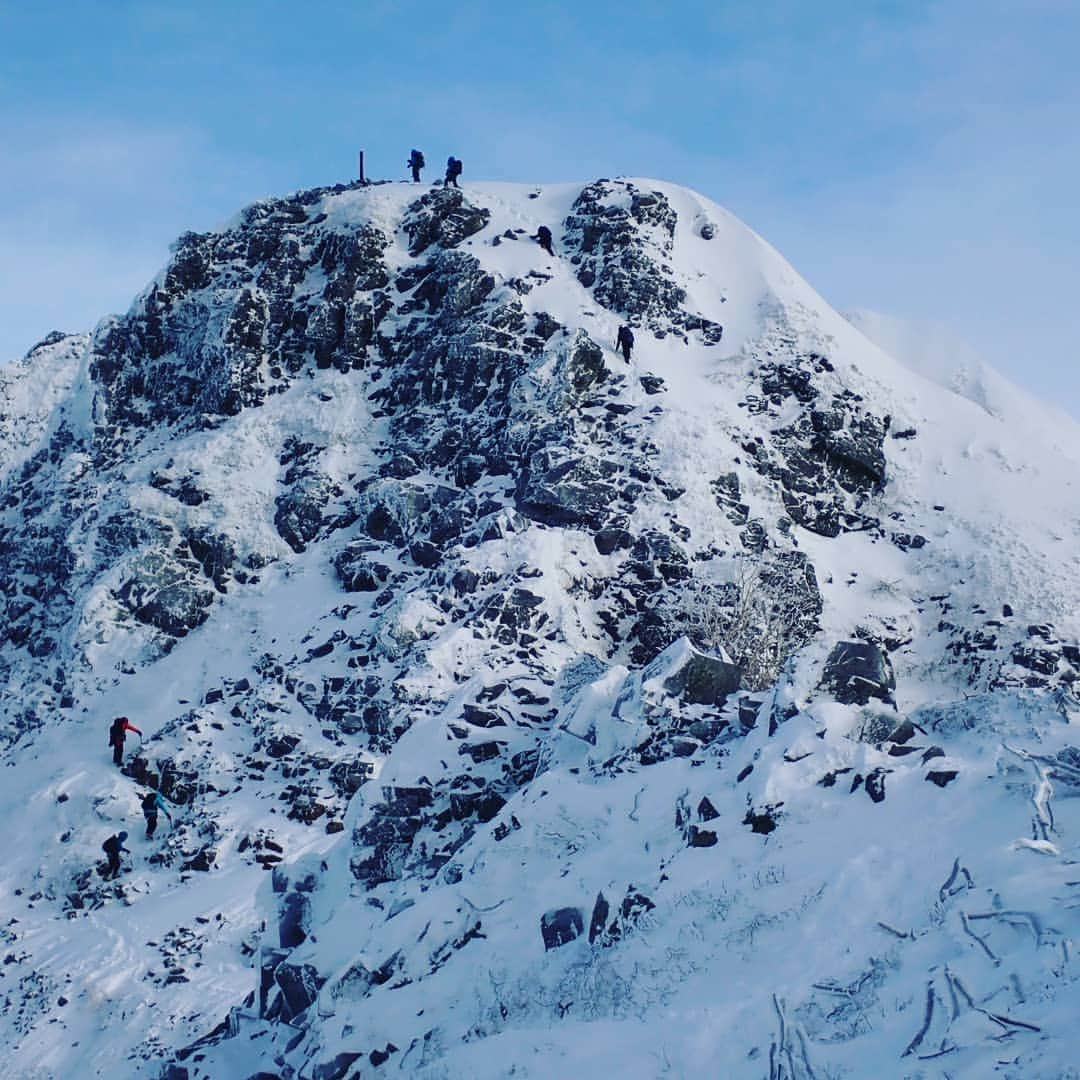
[2,1,1078,412]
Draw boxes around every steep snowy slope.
[0,177,1078,1080]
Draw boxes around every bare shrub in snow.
[676,553,821,691]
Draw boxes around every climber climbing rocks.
[102,832,129,879]
[616,324,635,363]
[142,790,173,839]
[445,156,463,188]
[109,716,142,766]
[535,225,554,257]
[408,148,425,183]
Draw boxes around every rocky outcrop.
[822,641,896,705]
[516,449,621,529]
[401,187,491,256]
[91,193,391,436]
[645,636,742,707]
[562,179,723,344]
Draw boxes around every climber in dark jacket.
[408,148,425,182]
[616,324,635,362]
[535,225,554,257]
[109,716,142,766]
[142,790,173,839]
[445,156,462,187]
[102,832,129,879]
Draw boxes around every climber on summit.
[108,716,142,767]
[141,790,173,839]
[102,832,129,880]
[408,148,425,183]
[615,324,635,363]
[535,225,555,257]
[445,156,463,188]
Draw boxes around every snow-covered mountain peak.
[1,176,1078,1079]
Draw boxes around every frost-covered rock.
[822,640,896,705]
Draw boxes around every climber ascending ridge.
[616,324,635,363]
[101,832,129,880]
[108,716,142,767]
[408,148,425,183]
[142,789,174,839]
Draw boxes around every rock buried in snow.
[822,641,896,705]
[541,907,584,950]
[926,770,958,787]
[743,805,781,834]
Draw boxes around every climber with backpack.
[102,832,129,879]
[108,716,142,767]
[445,156,463,188]
[535,225,555,257]
[408,148,425,183]
[141,790,174,839]
[615,324,635,363]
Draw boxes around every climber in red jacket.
[108,716,142,766]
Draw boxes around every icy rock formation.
[0,177,1079,1078]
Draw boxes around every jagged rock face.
[92,192,392,436]
[2,178,1080,1079]
[401,186,491,256]
[563,180,724,344]
[740,354,892,539]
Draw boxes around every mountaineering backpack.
[415,151,425,167]
[142,792,157,814]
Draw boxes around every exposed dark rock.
[380,454,420,479]
[334,545,390,592]
[541,907,585,950]
[115,550,216,639]
[743,805,780,834]
[926,770,958,788]
[410,540,442,568]
[451,568,479,595]
[313,1052,363,1080]
[885,719,918,745]
[822,641,896,705]
[275,474,343,553]
[594,527,634,555]
[588,892,611,946]
[279,890,310,949]
[402,188,491,256]
[564,331,607,394]
[688,826,718,847]
[629,530,690,584]
[273,961,325,1022]
[865,768,888,803]
[647,637,742,708]
[516,449,621,529]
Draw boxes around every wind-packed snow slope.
[1,177,1079,1080]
